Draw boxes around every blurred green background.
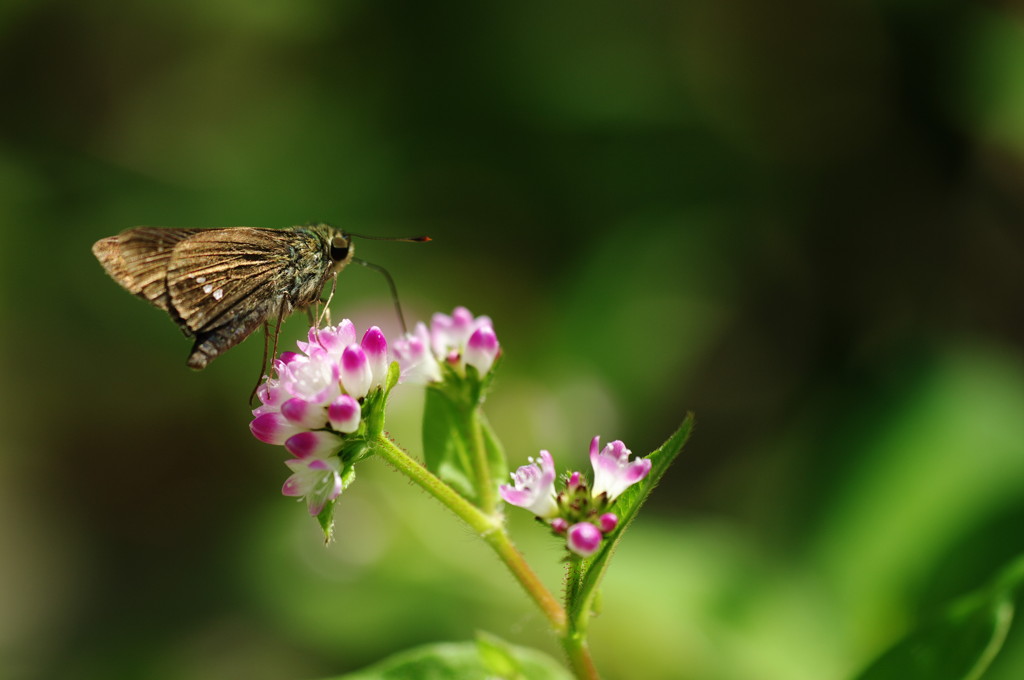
[3,1,1024,679]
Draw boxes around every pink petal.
[499,485,533,506]
[282,475,304,496]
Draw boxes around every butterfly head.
[328,228,354,273]
[305,223,354,274]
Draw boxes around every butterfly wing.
[165,228,302,335]
[92,228,204,315]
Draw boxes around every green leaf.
[314,463,357,543]
[852,594,1013,680]
[422,387,477,501]
[385,360,401,392]
[568,414,695,629]
[852,555,1024,680]
[326,637,572,680]
[475,631,523,677]
[316,499,336,543]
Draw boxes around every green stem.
[562,634,601,680]
[466,406,497,513]
[372,434,565,630]
[482,528,566,630]
[562,560,599,679]
[565,559,587,626]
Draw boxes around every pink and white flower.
[499,450,558,518]
[298,321,357,357]
[282,456,344,516]
[250,320,394,515]
[393,307,500,384]
[590,436,652,501]
[277,348,341,406]
[392,322,443,384]
[501,436,650,558]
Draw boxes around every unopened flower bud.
[361,326,389,389]
[464,325,499,375]
[328,394,361,433]
[567,522,603,557]
[340,344,372,399]
[285,430,344,459]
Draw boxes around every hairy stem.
[562,634,601,680]
[466,406,497,513]
[372,435,565,630]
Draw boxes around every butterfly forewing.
[165,228,298,333]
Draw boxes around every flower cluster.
[392,306,500,385]
[500,437,652,557]
[250,321,390,516]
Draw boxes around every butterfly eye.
[330,235,350,262]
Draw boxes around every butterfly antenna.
[353,257,410,334]
[347,231,431,243]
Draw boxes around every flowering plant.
[249,307,693,679]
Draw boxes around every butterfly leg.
[248,322,273,405]
[269,297,286,369]
[317,273,338,327]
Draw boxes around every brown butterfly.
[93,224,427,369]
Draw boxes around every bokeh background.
[3,2,1024,679]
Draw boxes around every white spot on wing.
[195,276,207,284]
[213,288,224,300]
[202,284,213,294]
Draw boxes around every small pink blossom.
[250,320,395,514]
[502,436,648,557]
[590,436,651,501]
[282,456,344,516]
[499,450,559,518]
[277,349,340,406]
[299,321,356,359]
[252,378,286,416]
[392,322,443,384]
[430,306,481,359]
[393,307,500,383]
